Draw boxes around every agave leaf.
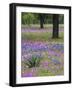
[24,55,41,68]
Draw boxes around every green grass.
[22,24,64,29]
[22,31,64,43]
[38,68,55,76]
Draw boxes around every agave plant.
[24,54,42,68]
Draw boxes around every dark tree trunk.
[53,14,59,38]
[39,14,44,29]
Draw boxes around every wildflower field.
[21,25,64,77]
[21,13,64,77]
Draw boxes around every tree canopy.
[21,12,64,25]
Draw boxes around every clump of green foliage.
[24,55,42,68]
[22,13,35,26]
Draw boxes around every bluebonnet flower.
[51,58,60,65]
[22,72,33,77]
[22,42,49,53]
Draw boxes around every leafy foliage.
[21,13,64,25]
[24,55,42,68]
[22,13,35,25]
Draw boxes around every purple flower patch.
[22,72,33,77]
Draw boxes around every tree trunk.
[39,14,44,29]
[53,14,59,38]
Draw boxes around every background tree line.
[21,12,64,26]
